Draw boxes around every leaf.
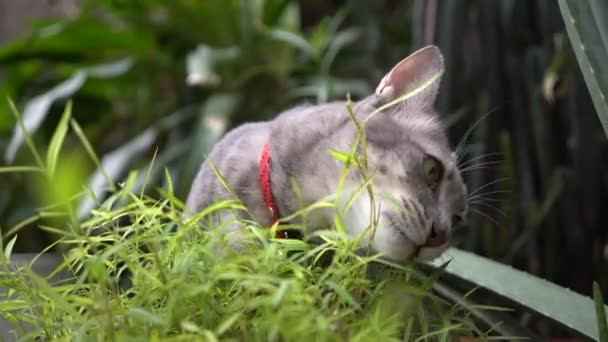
[325,280,361,310]
[3,235,18,264]
[266,29,315,58]
[77,128,157,219]
[431,282,537,339]
[76,108,192,219]
[0,166,44,174]
[321,28,360,73]
[4,58,133,164]
[127,307,164,326]
[557,0,608,138]
[262,0,295,26]
[0,19,151,63]
[593,282,608,342]
[429,247,608,340]
[46,101,72,178]
[327,149,353,165]
[186,44,239,86]
[215,312,241,336]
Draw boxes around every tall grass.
[0,99,498,341]
[1,186,483,341]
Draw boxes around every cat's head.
[350,45,468,262]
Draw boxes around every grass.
[0,97,501,341]
[0,186,492,341]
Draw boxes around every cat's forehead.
[364,112,454,164]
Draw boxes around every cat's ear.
[374,45,444,109]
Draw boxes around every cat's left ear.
[374,45,444,109]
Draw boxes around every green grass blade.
[558,0,608,138]
[429,247,608,340]
[265,28,316,58]
[46,101,72,178]
[4,58,132,164]
[593,282,608,342]
[2,235,18,263]
[0,166,44,174]
[70,119,115,191]
[6,98,44,168]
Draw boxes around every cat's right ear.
[374,45,444,110]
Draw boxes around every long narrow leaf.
[4,58,132,164]
[429,247,608,340]
[558,0,608,138]
[594,282,608,342]
[46,101,72,178]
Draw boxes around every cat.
[185,45,468,262]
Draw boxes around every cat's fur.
[185,45,468,262]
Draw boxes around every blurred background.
[0,0,606,313]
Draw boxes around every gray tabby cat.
[185,45,468,262]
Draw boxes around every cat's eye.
[422,156,443,189]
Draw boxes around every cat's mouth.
[383,212,449,261]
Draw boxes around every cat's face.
[347,45,467,261]
[359,115,468,261]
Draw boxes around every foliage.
[429,247,608,341]
[558,0,608,138]
[1,0,607,340]
[0,100,496,341]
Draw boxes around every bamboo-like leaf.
[0,166,44,174]
[558,0,608,138]
[46,101,72,178]
[77,128,157,219]
[266,29,315,58]
[4,58,132,164]
[3,235,18,264]
[429,247,608,340]
[327,149,353,165]
[594,282,608,342]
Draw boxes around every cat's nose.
[424,223,449,248]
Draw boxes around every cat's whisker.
[467,177,511,197]
[470,201,507,217]
[467,190,512,202]
[468,197,502,205]
[462,167,499,174]
[455,107,500,161]
[458,152,503,169]
[460,160,506,171]
[461,163,508,174]
[471,208,499,225]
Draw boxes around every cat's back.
[185,121,271,214]
[273,101,352,134]
[185,100,356,215]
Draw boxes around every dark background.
[0,0,606,305]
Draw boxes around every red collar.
[259,141,288,238]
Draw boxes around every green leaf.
[0,166,44,174]
[215,312,241,336]
[186,45,239,87]
[46,101,72,178]
[327,149,352,165]
[127,307,164,326]
[558,0,608,138]
[0,19,152,63]
[321,28,360,73]
[3,235,18,263]
[429,247,608,340]
[593,282,608,342]
[262,0,294,26]
[4,58,132,164]
[266,29,315,58]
